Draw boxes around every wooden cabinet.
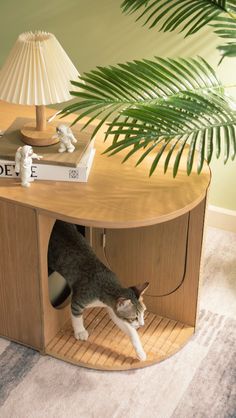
[0,101,210,370]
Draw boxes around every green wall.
[1,0,236,210]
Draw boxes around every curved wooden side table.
[0,102,210,370]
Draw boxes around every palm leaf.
[61,56,222,140]
[121,0,236,60]
[121,0,230,36]
[105,93,236,176]
[217,42,236,59]
[212,16,236,38]
[61,56,236,176]
[211,14,236,60]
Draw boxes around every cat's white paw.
[136,350,147,361]
[74,330,89,341]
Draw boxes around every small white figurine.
[15,145,42,187]
[55,124,77,153]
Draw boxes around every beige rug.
[0,226,236,418]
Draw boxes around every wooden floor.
[46,308,194,371]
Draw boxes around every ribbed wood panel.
[46,308,194,370]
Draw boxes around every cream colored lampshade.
[0,31,80,146]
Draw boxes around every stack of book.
[0,122,96,183]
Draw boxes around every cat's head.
[115,282,149,329]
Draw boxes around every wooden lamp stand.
[21,105,59,147]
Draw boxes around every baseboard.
[207,205,236,233]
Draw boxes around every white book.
[0,148,96,183]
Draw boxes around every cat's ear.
[130,282,149,299]
[116,298,132,313]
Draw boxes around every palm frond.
[217,41,236,60]
[211,14,236,60]
[225,1,236,14]
[121,0,236,61]
[121,0,230,36]
[104,92,236,176]
[61,56,222,140]
[61,56,236,176]
[212,16,236,39]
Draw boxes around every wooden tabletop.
[0,101,210,228]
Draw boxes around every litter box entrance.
[45,219,195,371]
[43,210,202,371]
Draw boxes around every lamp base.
[21,122,59,147]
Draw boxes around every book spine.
[0,149,95,183]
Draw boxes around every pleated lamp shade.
[0,31,80,146]
[0,31,79,105]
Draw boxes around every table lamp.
[0,31,79,146]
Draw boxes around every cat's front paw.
[74,330,89,341]
[136,349,147,361]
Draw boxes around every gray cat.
[48,220,149,361]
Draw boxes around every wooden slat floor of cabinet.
[46,308,194,371]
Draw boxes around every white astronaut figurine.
[55,124,77,153]
[15,145,42,187]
